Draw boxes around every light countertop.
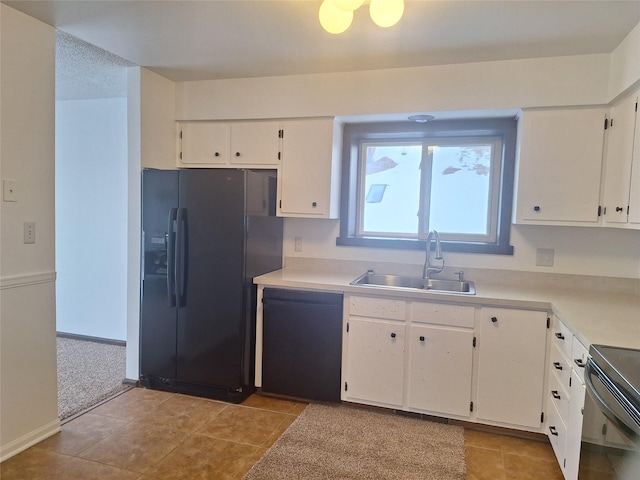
[254,268,640,350]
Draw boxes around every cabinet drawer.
[550,341,571,392]
[571,337,588,383]
[551,317,573,360]
[548,367,570,423]
[411,302,474,328]
[547,400,567,470]
[349,296,406,321]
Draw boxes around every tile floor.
[0,388,564,480]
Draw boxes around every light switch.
[3,179,17,202]
[294,237,303,252]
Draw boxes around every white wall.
[126,67,176,381]
[55,97,128,340]
[0,4,59,461]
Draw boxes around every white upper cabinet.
[179,122,229,165]
[513,108,607,226]
[277,118,342,219]
[178,121,280,168]
[601,89,640,229]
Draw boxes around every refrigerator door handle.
[167,208,178,307]
[176,207,188,308]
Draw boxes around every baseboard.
[56,331,126,347]
[0,418,61,463]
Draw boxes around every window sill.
[336,236,514,255]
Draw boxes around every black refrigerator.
[140,168,282,403]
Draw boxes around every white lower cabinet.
[344,316,405,407]
[407,323,474,417]
[476,308,548,429]
[565,370,586,480]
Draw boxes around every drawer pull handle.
[555,332,565,340]
[574,358,586,368]
[553,362,563,370]
[491,317,498,323]
[549,426,558,436]
[551,390,561,400]
[390,333,396,339]
[419,336,425,342]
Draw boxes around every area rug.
[243,403,466,480]
[57,336,127,420]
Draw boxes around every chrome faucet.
[423,230,445,279]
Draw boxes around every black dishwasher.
[262,288,343,402]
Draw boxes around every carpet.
[243,403,466,480]
[56,336,127,420]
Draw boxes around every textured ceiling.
[55,31,135,101]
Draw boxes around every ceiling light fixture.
[319,0,404,34]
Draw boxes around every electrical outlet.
[24,222,36,244]
[535,248,554,267]
[294,236,303,252]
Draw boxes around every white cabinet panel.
[407,324,473,417]
[343,317,405,407]
[411,301,474,328]
[514,108,606,225]
[476,308,548,428]
[278,118,341,218]
[229,121,280,166]
[180,122,228,165]
[565,370,586,480]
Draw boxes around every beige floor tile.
[77,420,187,474]
[241,393,308,415]
[0,447,139,480]
[90,388,173,422]
[142,393,228,432]
[464,429,504,451]
[196,404,295,447]
[503,452,564,480]
[500,435,558,462]
[465,445,506,480]
[35,412,129,456]
[144,434,266,480]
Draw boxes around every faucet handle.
[454,270,464,281]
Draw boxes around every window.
[338,118,517,254]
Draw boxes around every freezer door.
[140,169,179,379]
[176,169,246,388]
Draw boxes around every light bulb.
[369,0,404,28]
[319,0,353,34]
[332,0,365,11]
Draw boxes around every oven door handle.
[585,358,640,439]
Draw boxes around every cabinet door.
[229,122,280,166]
[476,308,548,429]
[565,370,586,480]
[407,324,473,417]
[278,118,341,218]
[627,97,640,226]
[344,317,404,407]
[515,108,606,224]
[602,93,638,225]
[180,123,229,165]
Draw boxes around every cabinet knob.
[533,206,541,212]
[235,152,241,157]
[555,332,565,340]
[419,336,425,342]
[616,206,624,212]
[551,390,561,400]
[214,152,220,157]
[312,202,317,207]
[553,361,563,370]
[491,317,498,323]
[390,332,396,338]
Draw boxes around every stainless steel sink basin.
[350,272,475,295]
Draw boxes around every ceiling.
[4,0,640,100]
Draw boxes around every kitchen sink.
[350,271,476,295]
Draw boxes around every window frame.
[337,118,517,255]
